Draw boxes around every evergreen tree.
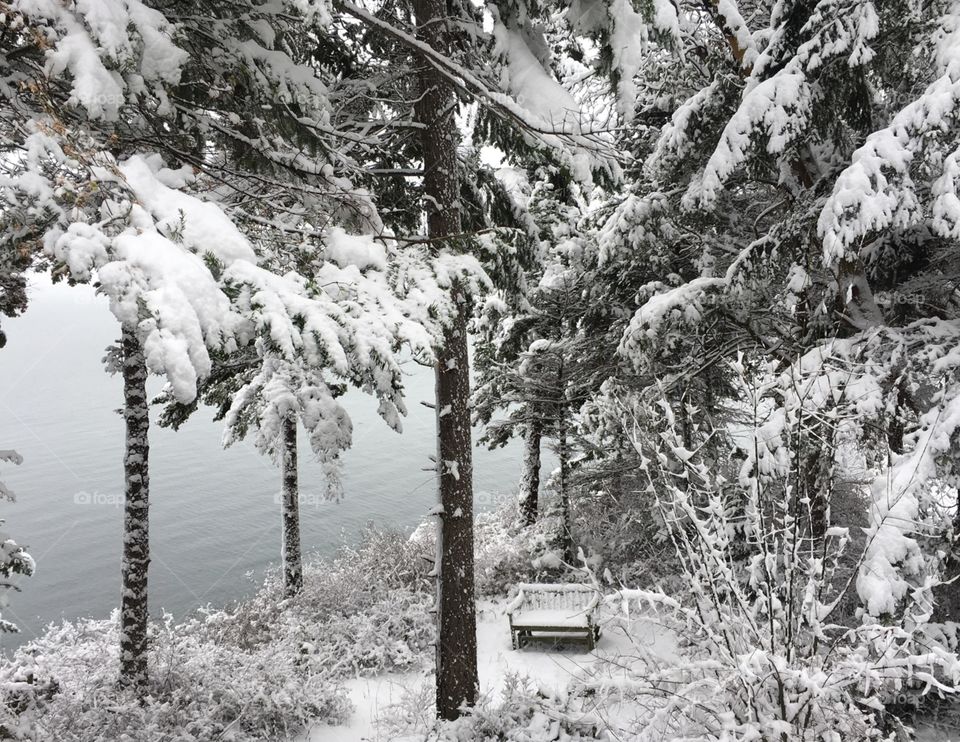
[329,0,629,718]
[607,0,960,620]
[1,0,441,691]
[474,168,594,544]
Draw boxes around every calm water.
[0,275,526,651]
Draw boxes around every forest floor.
[304,599,681,741]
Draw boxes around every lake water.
[0,275,528,651]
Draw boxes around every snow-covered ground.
[304,600,680,741]
[308,672,422,742]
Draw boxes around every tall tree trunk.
[281,415,303,597]
[432,317,478,719]
[413,0,478,718]
[119,326,150,692]
[519,420,541,526]
[558,412,575,564]
[554,355,575,563]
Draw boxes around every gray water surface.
[0,275,526,651]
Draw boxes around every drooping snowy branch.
[0,450,34,634]
[47,154,253,403]
[0,450,22,503]
[818,1,960,267]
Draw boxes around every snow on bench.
[506,583,601,650]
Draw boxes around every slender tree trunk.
[888,382,905,457]
[519,420,541,526]
[804,414,834,541]
[119,326,150,692]
[558,413,575,564]
[413,0,478,718]
[281,415,303,597]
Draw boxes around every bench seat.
[509,609,593,628]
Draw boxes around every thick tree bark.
[519,420,541,526]
[432,316,478,719]
[281,415,303,597]
[119,326,150,692]
[413,0,478,719]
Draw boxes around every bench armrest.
[506,587,526,616]
[584,589,601,615]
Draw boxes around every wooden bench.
[506,583,601,650]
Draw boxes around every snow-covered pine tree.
[41,153,272,691]
[222,355,350,599]
[165,229,432,599]
[0,0,444,691]
[474,168,593,538]
[606,0,960,630]
[328,0,624,718]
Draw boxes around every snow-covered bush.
[380,672,605,741]
[195,528,434,676]
[472,503,556,596]
[0,529,439,739]
[0,612,349,742]
[566,470,681,592]
[600,365,960,740]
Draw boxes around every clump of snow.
[47,154,252,403]
[715,0,758,70]
[323,228,387,271]
[531,550,564,570]
[860,392,960,616]
[607,0,682,120]
[20,0,188,119]
[493,23,582,135]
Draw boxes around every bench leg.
[586,625,600,650]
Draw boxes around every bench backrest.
[516,584,596,612]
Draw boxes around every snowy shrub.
[271,584,433,679]
[194,528,434,676]
[0,530,439,740]
[380,672,605,742]
[597,364,960,741]
[472,504,556,596]
[0,612,349,742]
[567,472,681,592]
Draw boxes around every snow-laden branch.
[337,0,621,184]
[818,1,960,267]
